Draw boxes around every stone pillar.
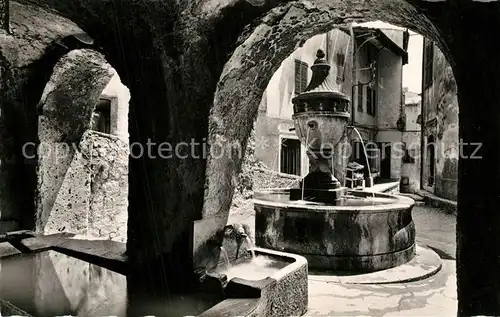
[452,17,500,316]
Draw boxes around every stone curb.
[308,245,442,285]
[416,190,457,215]
[346,262,442,285]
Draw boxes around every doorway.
[427,135,435,187]
[380,142,391,179]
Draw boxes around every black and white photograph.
[0,0,495,316]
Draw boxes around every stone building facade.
[255,24,409,185]
[421,38,458,201]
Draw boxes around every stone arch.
[35,49,127,239]
[0,1,103,232]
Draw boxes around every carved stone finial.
[316,49,326,59]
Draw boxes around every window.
[366,45,378,84]
[401,142,415,164]
[351,141,361,162]
[367,86,376,116]
[294,60,309,94]
[367,45,377,66]
[357,84,363,112]
[366,143,380,173]
[280,138,301,176]
[336,53,345,82]
[423,40,434,88]
[91,98,111,134]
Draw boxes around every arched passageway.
[35,48,130,242]
[2,0,500,315]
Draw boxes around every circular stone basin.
[253,189,416,272]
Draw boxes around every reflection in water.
[0,250,126,317]
[216,256,288,281]
[0,251,219,317]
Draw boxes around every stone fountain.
[254,49,416,272]
[289,49,350,205]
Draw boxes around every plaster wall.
[377,48,403,179]
[380,29,404,48]
[401,100,421,192]
[422,39,458,201]
[377,49,403,131]
[101,73,130,143]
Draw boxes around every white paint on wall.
[101,71,130,143]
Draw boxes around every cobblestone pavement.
[229,204,458,316]
[412,206,456,260]
[307,259,456,316]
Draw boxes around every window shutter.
[300,62,308,92]
[372,88,377,116]
[294,60,301,94]
[424,41,434,88]
[294,60,309,94]
[357,84,363,112]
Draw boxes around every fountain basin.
[254,189,416,272]
[0,233,308,317]
[201,247,308,317]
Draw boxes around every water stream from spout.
[351,127,375,199]
[245,236,256,259]
[301,127,311,201]
[220,247,231,269]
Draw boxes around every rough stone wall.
[422,39,458,201]
[42,132,129,242]
[253,168,301,190]
[0,1,91,233]
[228,125,300,218]
[84,132,129,242]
